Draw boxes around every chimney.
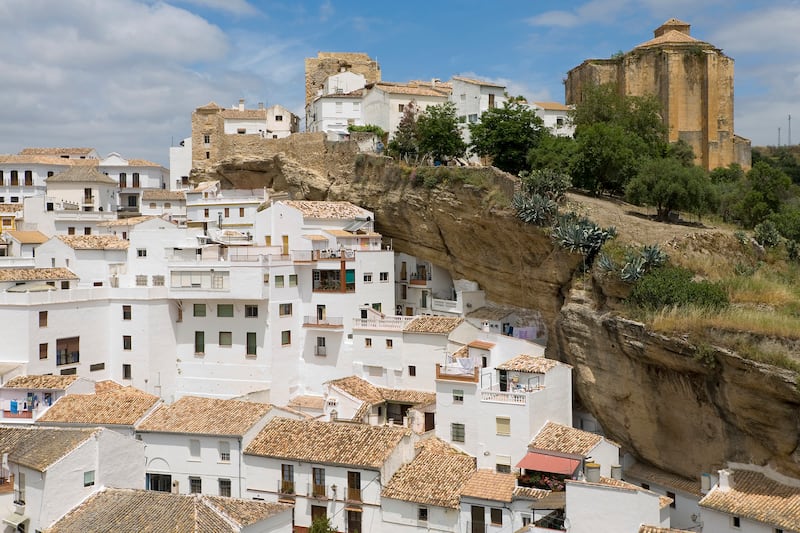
[258,102,264,110]
[717,469,733,491]
[482,321,490,333]
[610,465,622,480]
[585,462,601,483]
[701,472,712,493]
[238,98,245,111]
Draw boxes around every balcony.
[315,346,327,357]
[352,315,414,331]
[309,483,329,500]
[481,389,528,405]
[436,363,479,383]
[82,195,94,204]
[346,486,362,502]
[409,272,431,286]
[304,316,343,329]
[431,298,459,313]
[278,479,295,497]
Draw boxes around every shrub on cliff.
[628,266,729,310]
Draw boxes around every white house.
[185,180,264,235]
[362,81,451,140]
[244,417,415,533]
[34,234,129,288]
[623,460,704,531]
[44,488,294,532]
[699,463,800,533]
[136,396,280,498]
[0,425,144,532]
[450,75,507,147]
[141,189,186,223]
[2,230,48,259]
[0,374,95,424]
[169,137,192,191]
[307,71,368,139]
[529,101,575,138]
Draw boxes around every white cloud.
[166,0,258,15]
[526,10,581,28]
[319,0,334,22]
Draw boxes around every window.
[132,173,140,187]
[119,172,127,187]
[452,389,464,403]
[398,103,405,112]
[195,331,205,354]
[640,483,650,490]
[279,303,292,316]
[237,128,246,134]
[347,471,361,501]
[61,367,77,375]
[667,491,676,508]
[386,339,393,349]
[312,467,326,497]
[218,441,230,462]
[245,305,258,318]
[496,417,511,436]
[84,227,92,235]
[10,171,18,186]
[204,135,211,144]
[408,365,416,377]
[217,304,233,317]
[490,508,503,526]
[90,363,105,371]
[380,272,389,281]
[152,275,165,286]
[218,478,231,497]
[289,274,297,287]
[204,208,209,218]
[164,202,171,209]
[39,343,47,360]
[61,280,70,289]
[83,470,95,487]
[418,507,428,522]
[363,273,373,283]
[263,273,270,285]
[224,207,229,218]
[149,202,157,209]
[732,516,741,528]
[488,93,496,109]
[246,332,257,356]
[193,303,206,317]
[281,330,291,346]
[24,170,32,186]
[274,275,284,288]
[56,337,79,365]
[496,455,511,474]
[189,439,201,459]
[39,310,47,328]
[137,248,147,257]
[123,335,132,350]
[365,338,372,348]
[451,422,465,443]
[123,364,132,380]
[68,226,75,235]
[190,477,202,494]
[335,102,342,113]
[316,336,326,357]
[276,114,283,121]
[136,275,148,286]
[122,305,132,320]
[219,331,232,346]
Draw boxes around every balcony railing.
[82,195,94,204]
[304,316,343,328]
[480,390,527,405]
[353,315,415,331]
[309,483,329,499]
[431,298,459,312]
[436,363,479,383]
[278,479,295,496]
[315,346,327,356]
[346,486,362,502]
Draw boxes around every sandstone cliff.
[199,134,800,479]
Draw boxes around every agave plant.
[640,244,668,269]
[620,255,647,282]
[596,253,617,274]
[513,193,557,226]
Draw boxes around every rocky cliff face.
[202,134,800,478]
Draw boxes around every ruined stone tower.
[565,18,751,171]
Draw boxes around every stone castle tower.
[565,18,751,171]
[304,52,381,128]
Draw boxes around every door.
[424,412,435,432]
[499,370,508,392]
[317,305,326,321]
[281,235,289,255]
[471,505,485,533]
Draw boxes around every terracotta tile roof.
[220,108,268,120]
[529,422,606,456]
[44,488,292,532]
[328,376,384,405]
[461,469,517,502]
[0,267,78,282]
[533,101,572,112]
[324,229,380,238]
[287,395,326,410]
[327,376,436,420]
[594,476,673,508]
[660,17,690,27]
[635,29,707,49]
[95,380,124,393]
[58,234,129,250]
[466,306,515,321]
[4,374,79,390]
[4,230,49,244]
[639,526,695,533]
[379,388,436,407]
[699,468,800,530]
[283,200,370,220]
[99,215,162,227]
[468,340,495,350]
[0,204,23,213]
[0,425,98,471]
[0,155,98,167]
[319,89,364,99]
[46,166,117,184]
[137,396,272,436]
[497,355,564,373]
[19,147,95,156]
[513,486,551,500]
[624,461,702,497]
[245,417,410,469]
[373,82,451,98]
[404,316,464,334]
[451,75,506,88]
[141,190,186,201]
[382,437,475,508]
[38,387,160,426]
[125,159,163,167]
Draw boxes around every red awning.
[516,452,580,475]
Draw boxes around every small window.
[490,508,503,526]
[398,103,405,112]
[275,115,283,121]
[218,478,231,497]
[122,363,132,380]
[83,227,91,235]
[61,281,70,289]
[149,202,157,209]
[39,343,48,360]
[380,272,389,281]
[418,507,428,522]
[452,389,464,403]
[239,207,245,217]
[152,275,165,286]
[217,304,233,317]
[275,275,284,288]
[408,365,416,377]
[279,303,292,316]
[218,441,231,462]
[732,516,740,528]
[667,491,676,508]
[496,455,511,473]
[122,305,132,320]
[281,330,291,346]
[237,128,246,134]
[193,303,206,317]
[164,202,171,209]
[190,477,202,494]
[245,305,258,318]
[204,208,209,217]
[137,248,147,257]
[263,274,270,285]
[386,339,393,349]
[123,335,132,350]
[219,331,232,346]
[189,438,201,458]
[289,274,297,287]
[363,273,372,283]
[195,331,205,354]
[135,275,148,286]
[224,207,229,218]
[641,483,650,490]
[68,226,75,235]
[204,134,211,144]
[246,332,257,356]
[90,362,105,371]
[39,310,47,328]
[496,417,511,436]
[83,470,95,487]
[365,338,372,348]
[451,422,465,443]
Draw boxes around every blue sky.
[0,0,797,166]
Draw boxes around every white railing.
[353,315,415,331]
[431,298,459,312]
[480,390,527,405]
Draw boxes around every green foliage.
[628,266,729,310]
[766,203,800,242]
[527,132,578,173]
[596,253,617,273]
[387,102,419,160]
[754,220,782,247]
[664,139,696,167]
[693,343,718,368]
[310,516,338,533]
[571,122,645,195]
[513,193,558,226]
[551,212,616,264]
[710,163,745,184]
[519,168,571,202]
[617,244,668,282]
[730,162,794,228]
[469,100,545,175]
[416,102,466,163]
[347,124,385,137]
[625,157,716,220]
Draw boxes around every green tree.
[625,157,715,221]
[731,162,793,227]
[416,102,466,163]
[309,516,338,533]
[527,132,577,172]
[468,100,545,175]
[571,122,645,195]
[387,101,419,160]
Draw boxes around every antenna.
[789,113,792,146]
